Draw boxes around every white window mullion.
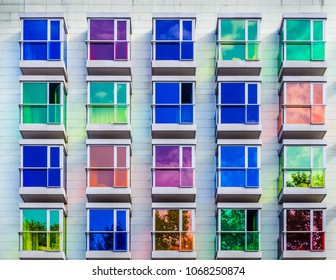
[245,146,248,187]
[245,83,248,123]
[113,209,117,251]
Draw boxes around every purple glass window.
[154,146,193,188]
[89,19,128,61]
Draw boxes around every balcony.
[216,124,261,139]
[152,124,196,139]
[216,187,262,203]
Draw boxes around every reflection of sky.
[220,146,245,167]
[90,209,114,231]
[155,146,179,167]
[90,20,114,40]
[156,20,179,40]
[286,146,310,168]
[90,146,114,167]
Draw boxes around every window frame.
[217,145,260,188]
[152,208,195,252]
[87,18,130,61]
[87,145,130,188]
[152,18,195,61]
[20,145,64,188]
[152,145,195,188]
[86,208,130,252]
[21,18,65,61]
[217,82,260,124]
[217,18,261,61]
[87,81,130,125]
[20,208,64,252]
[217,208,260,252]
[152,82,195,124]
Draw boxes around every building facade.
[1,0,336,260]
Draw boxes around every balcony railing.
[86,231,129,251]
[86,104,130,124]
[87,40,130,61]
[20,40,64,61]
[19,231,62,251]
[152,41,195,61]
[152,231,194,251]
[216,231,260,251]
[86,167,129,188]
[217,41,260,61]
[20,104,64,125]
[152,167,194,188]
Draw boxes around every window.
[21,82,67,125]
[280,209,325,252]
[218,146,259,188]
[278,83,324,129]
[153,19,194,60]
[153,145,194,188]
[218,19,259,61]
[88,82,129,124]
[88,19,129,60]
[218,83,259,124]
[20,209,64,251]
[277,146,325,194]
[218,209,259,251]
[21,145,64,188]
[153,82,194,124]
[153,209,194,251]
[88,145,129,188]
[279,19,325,63]
[87,209,129,251]
[21,19,65,60]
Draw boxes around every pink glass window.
[154,146,193,188]
[89,146,128,187]
[89,19,128,60]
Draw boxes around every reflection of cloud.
[95,91,108,99]
[286,146,310,168]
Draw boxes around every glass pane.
[182,147,192,167]
[115,169,128,187]
[246,169,259,187]
[286,170,310,187]
[48,169,61,187]
[313,147,323,168]
[49,83,61,104]
[155,106,179,123]
[247,210,258,231]
[312,170,324,187]
[286,232,310,250]
[181,169,193,187]
[248,147,257,167]
[48,232,60,251]
[115,233,127,251]
[23,169,47,187]
[313,21,323,41]
[221,106,245,123]
[181,42,194,60]
[89,209,114,231]
[181,105,193,123]
[23,233,47,251]
[220,146,245,167]
[90,82,114,104]
[90,107,114,124]
[155,146,179,167]
[286,107,310,124]
[312,232,325,251]
[286,20,310,41]
[154,232,179,250]
[155,209,179,231]
[50,211,60,231]
[286,210,310,231]
[248,21,258,40]
[313,84,323,104]
[115,42,128,60]
[247,42,258,60]
[313,210,323,231]
[90,19,114,40]
[90,146,114,167]
[220,233,245,250]
[155,43,180,60]
[117,21,127,40]
[23,146,47,167]
[247,105,259,123]
[23,209,47,231]
[116,105,128,123]
[248,84,258,104]
[247,232,259,251]
[23,20,47,40]
[182,210,192,231]
[23,83,47,104]
[50,147,60,167]
[220,20,245,41]
[155,20,179,40]
[221,170,245,187]
[117,84,127,103]
[286,83,310,105]
[220,44,245,60]
[221,83,245,104]
[90,43,114,60]
[50,20,60,40]
[312,42,325,60]
[286,43,310,60]
[90,170,114,187]
[181,233,193,251]
[48,42,61,60]
[116,147,127,167]
[183,20,192,40]
[220,209,245,231]
[181,83,193,103]
[155,170,180,187]
[90,233,114,250]
[48,105,61,123]
[155,83,180,104]
[23,42,47,60]
[286,146,310,168]
[23,106,47,123]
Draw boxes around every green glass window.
[21,209,63,252]
[218,19,259,61]
[22,82,65,125]
[219,209,259,251]
[278,146,325,193]
[89,82,129,124]
[282,19,324,61]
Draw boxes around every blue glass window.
[219,146,259,188]
[154,19,194,60]
[154,82,194,124]
[22,19,63,60]
[88,209,128,252]
[219,83,260,124]
[22,146,62,188]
